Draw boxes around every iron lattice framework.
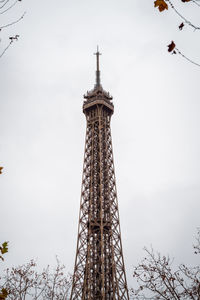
[70,49,129,300]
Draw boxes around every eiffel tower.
[70,48,129,300]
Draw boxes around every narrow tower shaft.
[95,46,101,87]
[70,50,129,300]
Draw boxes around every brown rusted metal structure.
[70,48,129,300]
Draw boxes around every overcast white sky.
[1,0,200,288]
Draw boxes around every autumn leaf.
[179,22,184,30]
[167,41,176,52]
[0,242,8,261]
[154,0,168,12]
[0,288,8,300]
[0,167,3,174]
[0,242,8,255]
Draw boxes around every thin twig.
[175,47,200,67]
[0,40,12,58]
[0,0,18,14]
[192,0,200,7]
[167,0,200,30]
[0,0,9,9]
[0,11,25,29]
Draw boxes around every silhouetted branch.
[154,0,200,67]
[0,11,26,30]
[191,0,200,8]
[0,35,19,58]
[0,259,72,300]
[0,0,18,15]
[0,0,10,9]
[0,0,25,58]
[0,40,12,58]
[167,0,200,30]
[131,230,200,299]
[175,47,200,67]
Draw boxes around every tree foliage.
[0,258,71,300]
[0,243,8,262]
[0,289,8,300]
[0,242,8,300]
[131,230,200,299]
[154,0,169,12]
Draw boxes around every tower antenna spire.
[94,45,101,87]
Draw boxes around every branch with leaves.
[154,0,200,67]
[0,242,9,300]
[0,242,8,262]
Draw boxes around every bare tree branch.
[166,0,200,30]
[191,0,200,8]
[0,0,10,9]
[0,259,71,300]
[132,230,200,299]
[0,40,12,58]
[175,47,200,67]
[0,35,19,58]
[0,0,18,15]
[0,12,26,30]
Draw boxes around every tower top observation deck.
[83,47,114,114]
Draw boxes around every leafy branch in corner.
[0,242,9,300]
[154,0,200,67]
[0,242,8,262]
